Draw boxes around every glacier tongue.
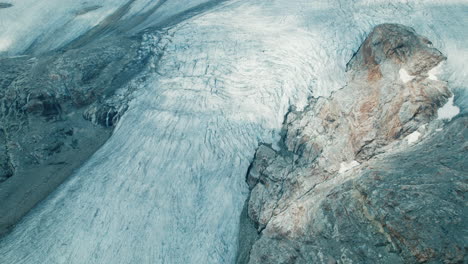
[0,2,316,263]
[0,0,467,263]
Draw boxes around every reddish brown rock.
[239,24,464,264]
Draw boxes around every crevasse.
[0,0,466,263]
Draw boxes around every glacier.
[0,0,467,263]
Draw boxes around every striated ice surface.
[0,0,467,263]
[0,0,129,54]
[0,0,217,56]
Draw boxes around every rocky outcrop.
[239,24,465,263]
[0,32,165,235]
[0,3,13,9]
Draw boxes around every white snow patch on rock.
[399,68,415,83]
[339,160,360,174]
[0,37,12,52]
[428,62,444,80]
[437,96,460,120]
[406,131,421,144]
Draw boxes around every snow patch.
[437,96,460,121]
[406,131,421,144]
[428,62,444,81]
[0,37,12,52]
[339,160,360,174]
[399,68,415,83]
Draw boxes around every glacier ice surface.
[339,161,360,174]
[0,0,467,263]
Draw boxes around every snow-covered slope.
[0,0,219,55]
[0,0,466,263]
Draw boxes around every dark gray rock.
[0,32,163,236]
[239,24,466,264]
[247,116,467,264]
[0,3,12,9]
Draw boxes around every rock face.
[0,3,13,9]
[0,33,162,235]
[239,24,465,263]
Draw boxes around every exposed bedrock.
[0,3,13,9]
[0,32,166,236]
[239,24,465,263]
